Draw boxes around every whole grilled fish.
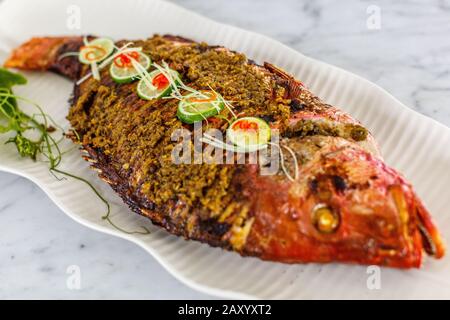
[4,35,445,268]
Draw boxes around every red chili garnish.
[128,51,139,60]
[188,90,217,103]
[232,120,259,131]
[113,51,140,68]
[152,73,169,90]
[80,45,107,62]
[113,54,129,68]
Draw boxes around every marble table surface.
[1,0,449,299]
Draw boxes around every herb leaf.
[0,68,27,109]
[6,134,39,159]
[0,67,27,88]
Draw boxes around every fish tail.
[4,36,84,80]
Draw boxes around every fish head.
[243,136,445,268]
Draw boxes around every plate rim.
[0,0,449,300]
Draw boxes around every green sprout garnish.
[0,67,149,235]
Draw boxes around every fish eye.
[312,205,340,234]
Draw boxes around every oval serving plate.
[1,0,450,299]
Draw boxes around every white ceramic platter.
[1,0,450,299]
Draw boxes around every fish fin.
[264,62,294,80]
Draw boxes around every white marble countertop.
[1,0,449,299]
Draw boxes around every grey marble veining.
[1,0,450,299]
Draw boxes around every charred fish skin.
[4,35,445,268]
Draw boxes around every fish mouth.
[390,184,445,260]
[418,222,438,257]
[416,199,446,259]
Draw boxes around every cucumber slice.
[227,117,271,150]
[177,91,224,124]
[109,52,151,84]
[137,69,179,100]
[79,38,114,64]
